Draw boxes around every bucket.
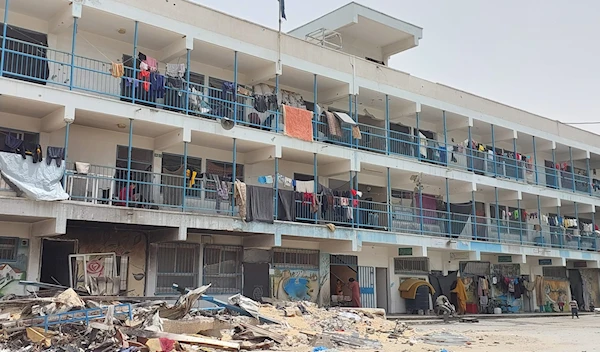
[493,307,502,315]
[466,303,478,314]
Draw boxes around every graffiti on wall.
[271,268,320,303]
[72,231,146,296]
[543,279,571,312]
[0,239,28,297]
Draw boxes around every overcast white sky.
[194,0,600,134]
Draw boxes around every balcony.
[59,162,600,253]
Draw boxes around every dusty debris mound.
[0,283,415,351]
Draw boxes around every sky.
[193,0,600,134]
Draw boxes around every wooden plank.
[119,328,240,351]
[239,323,284,344]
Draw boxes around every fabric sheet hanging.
[283,105,313,142]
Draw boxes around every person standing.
[570,299,579,319]
[348,278,361,308]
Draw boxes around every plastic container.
[466,303,478,314]
[493,307,502,315]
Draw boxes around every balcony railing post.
[569,146,575,192]
[274,157,279,220]
[517,198,523,244]
[0,0,9,77]
[125,119,133,207]
[61,121,71,188]
[587,154,592,195]
[537,195,543,246]
[491,124,496,176]
[415,111,421,161]
[233,51,238,124]
[348,94,352,146]
[131,21,138,105]
[313,153,318,224]
[313,74,317,139]
[574,202,580,250]
[418,185,424,234]
[513,136,518,180]
[471,190,477,240]
[354,94,358,149]
[350,171,355,228]
[445,178,451,237]
[354,169,359,227]
[231,138,237,216]
[442,110,447,165]
[494,187,500,242]
[556,205,562,248]
[69,17,78,91]
[275,73,280,132]
[532,136,538,185]
[182,141,188,212]
[386,167,392,230]
[551,144,557,188]
[385,95,390,155]
[467,124,473,172]
[185,48,191,115]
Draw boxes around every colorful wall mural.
[68,230,147,296]
[0,238,28,297]
[541,279,571,312]
[318,253,331,306]
[271,268,320,303]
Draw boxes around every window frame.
[203,245,243,294]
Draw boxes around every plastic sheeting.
[0,152,68,201]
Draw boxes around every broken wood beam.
[120,328,240,351]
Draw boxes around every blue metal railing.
[1,36,599,201]
[37,304,133,332]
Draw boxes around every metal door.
[358,266,376,308]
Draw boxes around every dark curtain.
[428,271,458,303]
[0,23,49,85]
[441,202,473,236]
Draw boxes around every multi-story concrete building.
[0,0,598,313]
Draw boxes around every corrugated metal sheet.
[358,266,376,308]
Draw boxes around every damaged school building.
[0,0,599,315]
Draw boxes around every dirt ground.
[370,315,600,352]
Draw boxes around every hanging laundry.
[138,71,151,92]
[352,125,362,140]
[111,63,124,78]
[283,105,313,142]
[166,63,186,78]
[150,72,165,98]
[46,147,64,167]
[324,111,342,137]
[235,180,247,220]
[295,180,314,193]
[138,52,147,62]
[140,61,149,71]
[264,175,274,184]
[145,56,158,71]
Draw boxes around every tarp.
[398,278,435,299]
[0,152,68,201]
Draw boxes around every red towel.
[283,105,313,142]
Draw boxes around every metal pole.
[185,49,191,115]
[537,195,543,246]
[125,119,133,207]
[313,74,317,139]
[416,111,421,161]
[182,142,188,212]
[532,136,538,185]
[569,147,575,192]
[491,124,496,176]
[231,138,237,216]
[517,198,523,244]
[233,51,238,123]
[348,94,352,147]
[445,178,451,237]
[354,170,359,227]
[61,122,71,188]
[274,157,279,220]
[467,125,473,172]
[387,167,392,230]
[131,21,138,104]
[557,205,562,248]
[472,190,477,240]
[587,156,592,195]
[385,94,390,155]
[513,137,519,180]
[69,17,78,91]
[350,171,355,228]
[314,153,318,224]
[0,0,9,77]
[442,111,447,165]
[418,184,424,234]
[275,74,280,132]
[574,202,580,250]
[552,147,557,188]
[354,94,358,149]
[495,187,500,242]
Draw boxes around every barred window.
[155,243,199,295]
[203,245,243,294]
[543,266,568,279]
[394,257,429,274]
[0,238,18,261]
[272,248,319,269]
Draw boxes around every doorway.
[376,267,389,312]
[243,263,270,302]
[40,239,77,287]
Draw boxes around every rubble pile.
[0,284,418,351]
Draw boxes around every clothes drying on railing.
[3,133,43,163]
[246,185,274,223]
[283,105,313,142]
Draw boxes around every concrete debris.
[0,285,461,351]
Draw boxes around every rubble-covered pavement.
[0,283,596,352]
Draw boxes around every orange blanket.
[283,105,313,142]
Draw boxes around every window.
[543,266,568,280]
[272,248,319,269]
[0,23,49,85]
[162,153,202,197]
[0,238,18,261]
[203,245,242,294]
[459,261,491,276]
[205,160,244,199]
[394,257,429,274]
[155,243,200,295]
